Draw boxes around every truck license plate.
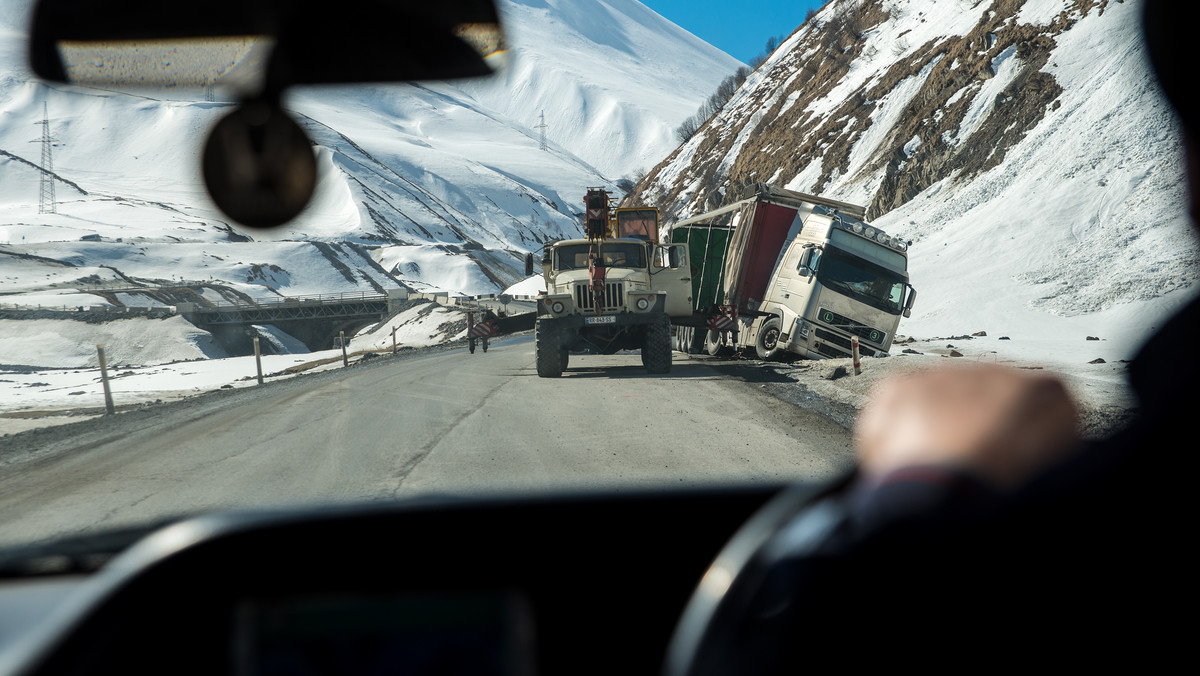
[585,315,616,325]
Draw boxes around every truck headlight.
[551,301,565,314]
[635,297,650,311]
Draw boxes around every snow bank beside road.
[0,315,228,368]
[754,333,1139,441]
[351,301,468,352]
[0,299,473,435]
[502,275,546,296]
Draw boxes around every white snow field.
[0,0,743,301]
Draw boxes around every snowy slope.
[0,0,742,302]
[458,0,745,179]
[633,0,1195,366]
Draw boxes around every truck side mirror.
[903,285,916,318]
[668,246,681,268]
[798,248,820,275]
[524,252,535,277]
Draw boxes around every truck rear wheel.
[535,319,564,377]
[688,327,705,355]
[643,317,672,374]
[755,317,782,361]
[705,329,728,356]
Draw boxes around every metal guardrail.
[1,290,540,313]
[198,290,390,311]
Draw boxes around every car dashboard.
[0,486,785,676]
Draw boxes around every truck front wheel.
[755,318,782,361]
[643,317,672,374]
[535,319,564,377]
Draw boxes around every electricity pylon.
[535,110,548,151]
[31,101,58,215]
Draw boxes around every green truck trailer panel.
[671,225,732,310]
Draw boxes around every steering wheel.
[663,473,855,676]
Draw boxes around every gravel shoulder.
[692,333,1137,440]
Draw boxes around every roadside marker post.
[391,327,397,355]
[253,337,264,385]
[340,331,348,367]
[851,336,862,376]
[96,344,115,415]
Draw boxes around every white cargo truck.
[669,183,916,360]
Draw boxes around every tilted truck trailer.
[668,183,916,361]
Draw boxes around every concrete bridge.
[179,291,402,326]
[177,290,411,351]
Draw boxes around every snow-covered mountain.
[631,0,1196,364]
[460,0,744,179]
[0,0,742,301]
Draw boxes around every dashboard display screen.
[234,591,534,675]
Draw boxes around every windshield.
[553,243,647,270]
[0,0,1184,552]
[616,210,657,241]
[815,247,907,315]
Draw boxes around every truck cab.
[754,209,915,360]
[527,189,692,377]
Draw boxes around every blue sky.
[641,1,827,64]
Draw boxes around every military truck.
[669,183,916,361]
[523,188,691,378]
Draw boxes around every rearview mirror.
[29,0,506,229]
[524,253,535,277]
[29,0,506,93]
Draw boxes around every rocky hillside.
[630,0,1195,353]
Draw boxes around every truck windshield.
[816,247,907,314]
[616,210,657,240]
[553,243,647,270]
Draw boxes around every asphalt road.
[0,337,854,546]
